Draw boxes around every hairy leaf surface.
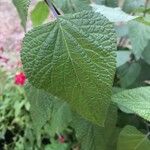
[112,87,150,121]
[21,11,117,126]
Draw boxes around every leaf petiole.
[45,0,60,18]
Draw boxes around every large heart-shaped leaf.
[21,11,117,126]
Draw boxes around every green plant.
[12,0,150,149]
[0,69,75,149]
[0,69,31,149]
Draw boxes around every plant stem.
[45,0,59,18]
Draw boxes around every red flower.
[58,135,65,143]
[14,72,26,86]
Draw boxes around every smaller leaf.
[117,62,141,88]
[45,140,69,150]
[91,3,138,22]
[112,86,150,121]
[31,1,49,27]
[94,0,118,7]
[115,24,129,37]
[26,84,72,135]
[142,41,150,65]
[128,20,150,58]
[105,0,118,7]
[12,0,30,31]
[122,0,145,13]
[94,0,105,5]
[71,104,117,150]
[117,125,150,150]
[25,84,53,133]
[47,102,72,136]
[116,51,130,67]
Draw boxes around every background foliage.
[0,0,150,149]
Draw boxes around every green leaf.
[142,41,150,65]
[105,0,118,7]
[112,86,150,121]
[53,0,91,13]
[122,0,145,13]
[25,84,53,133]
[45,140,69,150]
[116,51,130,67]
[117,125,150,150]
[46,102,72,136]
[25,84,72,135]
[93,0,118,7]
[12,0,30,31]
[115,24,129,37]
[94,0,105,5]
[31,1,49,27]
[117,62,141,88]
[91,4,138,22]
[21,11,117,126]
[128,20,150,58]
[71,104,117,150]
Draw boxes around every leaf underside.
[113,87,150,121]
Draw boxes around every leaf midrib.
[59,22,83,90]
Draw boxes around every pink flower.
[16,61,22,68]
[14,72,26,86]
[0,56,9,63]
[0,46,4,52]
[58,135,65,143]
